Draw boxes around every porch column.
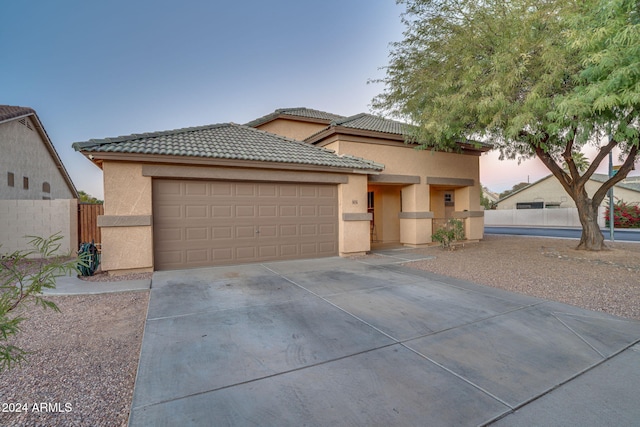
[338,174,371,256]
[399,183,433,246]
[453,186,485,240]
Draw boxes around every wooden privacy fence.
[78,203,103,249]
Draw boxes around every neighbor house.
[0,105,77,200]
[495,173,640,210]
[0,105,78,254]
[73,107,490,274]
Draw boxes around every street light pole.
[609,150,615,242]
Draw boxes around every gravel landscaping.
[0,292,148,427]
[1,234,638,426]
[402,234,640,321]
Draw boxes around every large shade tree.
[374,0,640,250]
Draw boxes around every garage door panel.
[235,183,256,197]
[319,206,336,216]
[319,224,336,235]
[318,186,336,198]
[280,244,298,257]
[236,246,257,260]
[211,182,233,196]
[279,185,298,197]
[212,206,233,218]
[212,227,233,239]
[185,182,208,196]
[186,227,209,240]
[258,184,277,197]
[259,205,277,217]
[258,225,277,238]
[186,249,209,264]
[236,226,256,239]
[153,179,338,270]
[185,205,208,219]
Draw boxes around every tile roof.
[591,173,640,192]
[0,105,36,123]
[0,105,78,197]
[330,113,408,135]
[245,107,346,127]
[73,123,384,171]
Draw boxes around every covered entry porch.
[367,175,484,247]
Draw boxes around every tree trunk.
[575,196,606,251]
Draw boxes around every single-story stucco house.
[495,173,640,210]
[73,107,490,274]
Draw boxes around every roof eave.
[75,151,383,175]
[25,112,79,198]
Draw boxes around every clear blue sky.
[2,0,575,199]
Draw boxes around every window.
[516,202,544,209]
[42,182,51,193]
[444,192,454,207]
[7,172,14,187]
[367,191,374,210]
[23,177,29,190]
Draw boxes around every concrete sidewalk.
[128,257,640,426]
[43,272,151,295]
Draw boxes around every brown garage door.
[153,179,338,270]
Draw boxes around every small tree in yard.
[0,234,84,371]
[374,0,640,250]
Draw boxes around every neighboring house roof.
[0,105,37,122]
[497,173,640,205]
[0,104,78,198]
[591,173,640,193]
[73,122,384,172]
[245,107,346,127]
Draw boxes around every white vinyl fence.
[484,207,607,228]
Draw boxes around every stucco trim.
[398,211,434,219]
[425,177,475,187]
[98,215,153,227]
[141,164,349,184]
[369,174,420,184]
[85,152,375,174]
[452,211,484,218]
[342,213,373,221]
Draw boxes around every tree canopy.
[374,0,640,249]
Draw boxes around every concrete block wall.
[0,199,78,257]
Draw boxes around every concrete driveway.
[128,257,640,426]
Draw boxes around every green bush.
[0,233,85,371]
[432,219,465,249]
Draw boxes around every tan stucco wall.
[369,185,401,243]
[256,120,329,141]
[100,162,153,274]
[340,138,483,244]
[496,176,640,209]
[0,117,75,200]
[338,174,370,255]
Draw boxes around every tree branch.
[582,134,618,181]
[592,144,640,207]
[534,142,574,196]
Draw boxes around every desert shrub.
[432,219,465,249]
[0,233,85,371]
